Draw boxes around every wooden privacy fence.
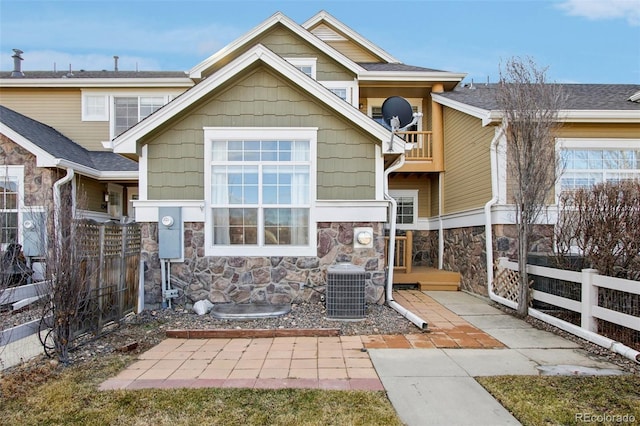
[73,220,141,336]
[494,257,640,352]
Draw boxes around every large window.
[205,128,316,256]
[559,143,640,192]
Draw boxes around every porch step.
[418,281,460,291]
[393,267,461,291]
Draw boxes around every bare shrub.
[555,181,640,281]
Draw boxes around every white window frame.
[81,90,174,138]
[81,93,109,121]
[556,138,640,199]
[0,166,24,249]
[320,80,358,107]
[204,127,317,257]
[389,189,418,229]
[284,57,317,80]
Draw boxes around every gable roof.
[188,11,365,79]
[302,10,400,64]
[0,105,137,179]
[113,44,408,154]
[433,84,640,125]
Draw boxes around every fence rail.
[384,231,413,273]
[495,257,640,353]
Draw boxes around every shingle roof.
[437,83,640,111]
[0,105,137,172]
[0,70,188,79]
[358,62,446,73]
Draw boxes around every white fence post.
[581,268,598,333]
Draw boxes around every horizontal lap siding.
[557,123,640,139]
[0,88,109,150]
[146,67,376,200]
[442,108,493,214]
[389,175,432,219]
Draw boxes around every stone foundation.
[440,224,554,296]
[141,221,387,309]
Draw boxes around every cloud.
[558,0,640,26]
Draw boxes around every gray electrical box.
[22,211,46,257]
[158,207,182,259]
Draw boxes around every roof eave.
[558,110,640,123]
[359,71,467,82]
[0,77,194,88]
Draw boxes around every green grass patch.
[477,375,640,426]
[1,355,402,426]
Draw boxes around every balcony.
[395,131,443,172]
[398,131,432,161]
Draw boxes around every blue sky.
[1,0,639,84]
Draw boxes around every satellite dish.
[381,96,414,130]
[380,96,422,152]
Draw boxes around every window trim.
[320,80,358,107]
[81,90,174,137]
[0,166,24,249]
[81,93,109,121]
[284,57,317,80]
[203,127,318,256]
[389,189,418,229]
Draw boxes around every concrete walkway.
[372,291,626,426]
[99,290,626,425]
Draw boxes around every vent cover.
[326,263,366,320]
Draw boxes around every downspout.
[384,152,428,330]
[53,167,75,257]
[484,127,517,309]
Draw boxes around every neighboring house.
[1,10,638,308]
[429,83,640,294]
[0,105,139,253]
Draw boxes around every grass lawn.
[478,375,640,426]
[0,355,403,426]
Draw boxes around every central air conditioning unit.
[326,263,366,320]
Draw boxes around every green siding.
[145,66,376,200]
[201,24,354,81]
[442,108,494,214]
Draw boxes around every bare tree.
[496,57,565,317]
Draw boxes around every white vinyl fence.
[494,257,639,362]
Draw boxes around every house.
[1,10,638,309]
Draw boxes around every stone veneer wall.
[412,230,438,267]
[441,224,554,296]
[141,221,387,309]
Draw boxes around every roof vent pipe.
[114,55,119,72]
[11,49,24,78]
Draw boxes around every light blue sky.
[1,0,639,84]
